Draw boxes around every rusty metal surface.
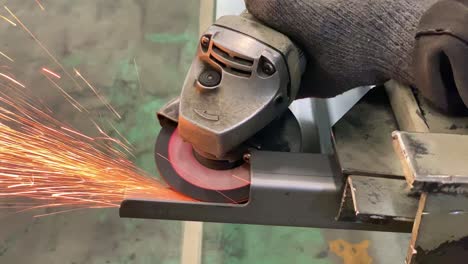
[349,176,417,222]
[407,193,468,263]
[338,175,417,231]
[393,131,468,188]
[333,88,404,178]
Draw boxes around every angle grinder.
[155,12,306,203]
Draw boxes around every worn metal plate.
[407,193,468,263]
[349,176,417,222]
[333,88,404,178]
[393,131,468,188]
[338,175,417,231]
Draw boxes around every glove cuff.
[414,0,468,114]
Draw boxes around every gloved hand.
[245,0,468,114]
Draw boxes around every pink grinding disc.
[168,128,250,191]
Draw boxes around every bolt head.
[201,35,210,48]
[243,153,252,163]
[198,70,221,88]
[262,62,275,75]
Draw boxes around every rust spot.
[329,239,372,264]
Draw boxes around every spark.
[0,72,25,88]
[107,120,134,150]
[231,174,250,184]
[0,15,16,26]
[34,0,45,11]
[41,67,61,79]
[4,6,84,91]
[41,72,86,112]
[0,51,14,62]
[90,119,133,156]
[74,68,121,119]
[60,126,94,141]
[134,57,143,97]
[0,90,193,213]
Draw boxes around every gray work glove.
[245,0,468,114]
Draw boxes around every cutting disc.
[155,124,250,203]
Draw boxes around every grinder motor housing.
[178,13,306,162]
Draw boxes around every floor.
[0,1,408,263]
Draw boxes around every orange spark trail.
[107,120,134,151]
[0,51,14,62]
[4,6,84,91]
[0,72,25,88]
[42,67,61,79]
[74,68,121,119]
[35,0,45,11]
[41,73,86,112]
[0,15,16,26]
[0,91,193,213]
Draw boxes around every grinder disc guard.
[155,110,302,203]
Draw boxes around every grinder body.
[178,13,306,162]
[152,13,307,202]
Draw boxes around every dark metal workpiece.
[392,130,468,263]
[393,131,468,191]
[338,175,417,231]
[407,193,468,264]
[121,151,409,232]
[332,88,404,178]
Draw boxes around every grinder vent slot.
[209,55,226,68]
[229,67,251,78]
[210,43,253,78]
[212,45,230,60]
[232,56,254,66]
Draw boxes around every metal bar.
[393,131,468,189]
[120,151,410,232]
[333,87,403,178]
[389,85,468,263]
[337,175,417,230]
[393,130,468,262]
[406,193,468,263]
[385,80,429,133]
